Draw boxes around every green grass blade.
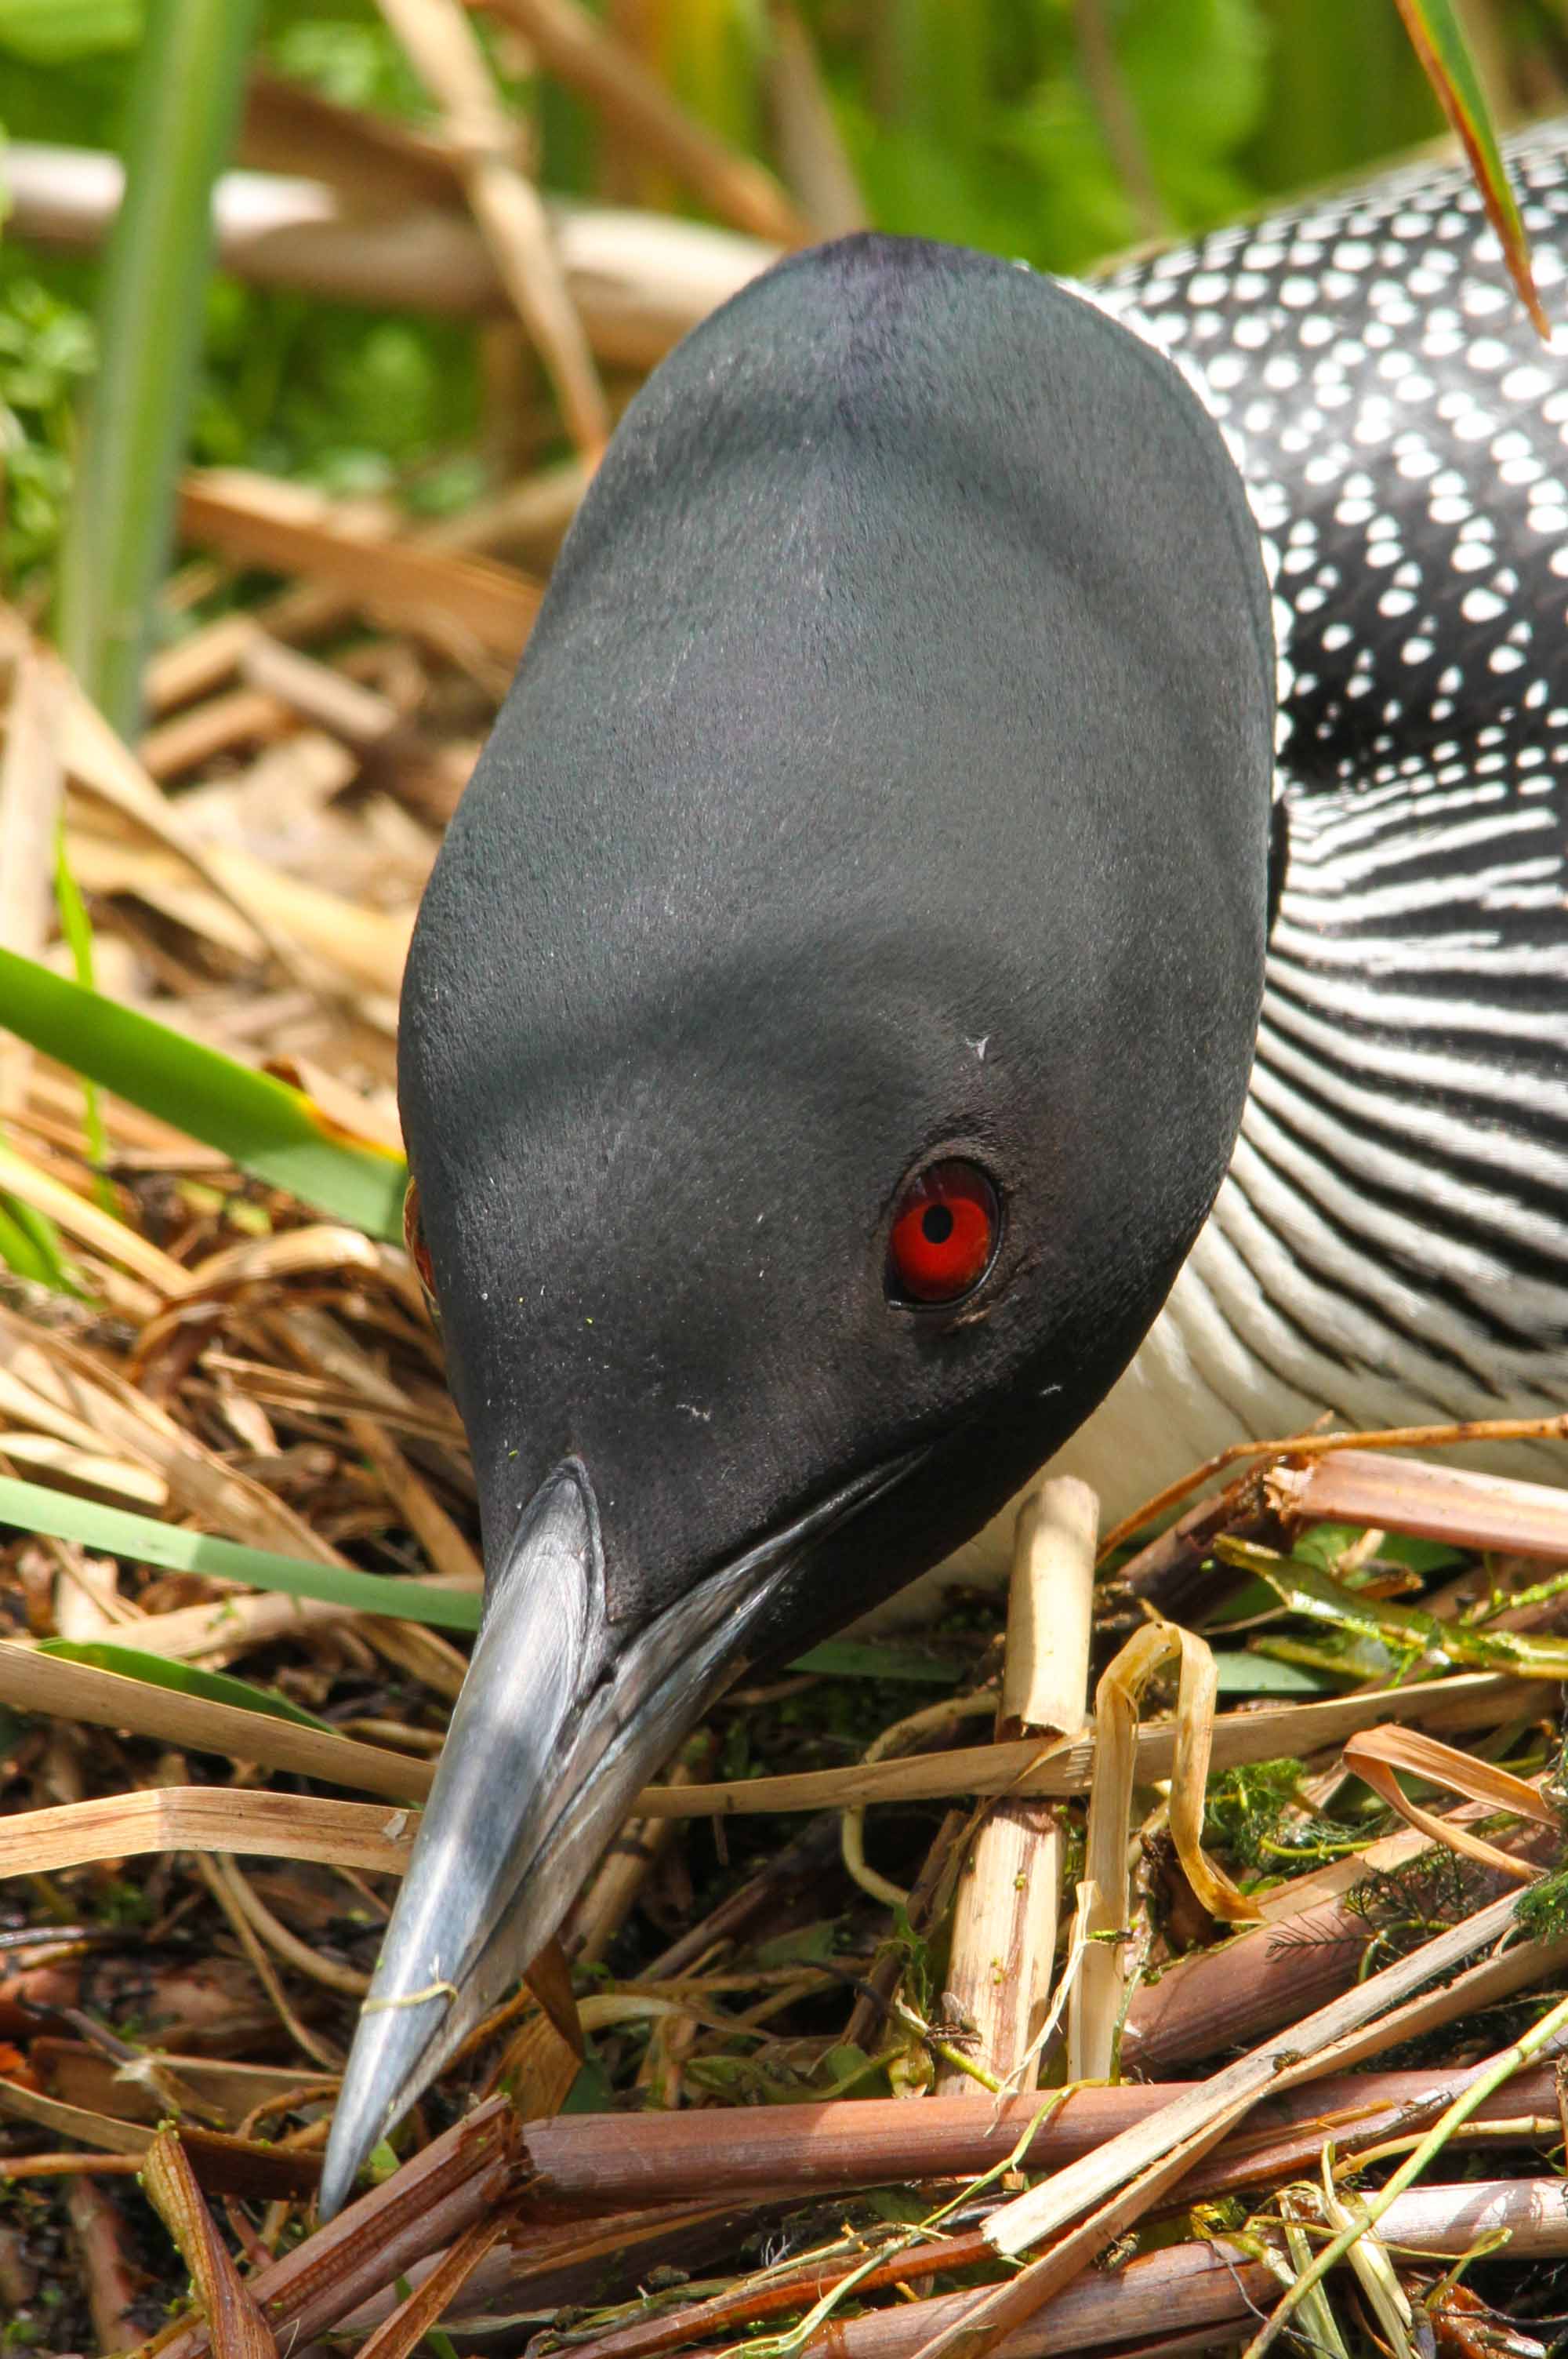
[1391,0,1548,336]
[0,948,408,1241]
[53,817,110,1183]
[55,0,261,737]
[790,1640,959,1684]
[36,1638,335,1731]
[0,1188,80,1291]
[0,1474,481,1631]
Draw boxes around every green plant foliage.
[0,948,408,1240]
[0,0,140,65]
[0,278,94,593]
[36,1637,336,1730]
[0,1471,484,1629]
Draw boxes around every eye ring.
[886,1158,1001,1307]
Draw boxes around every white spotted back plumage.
[935,128,1568,1581]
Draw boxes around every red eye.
[403,1178,440,1321]
[887,1160,1000,1305]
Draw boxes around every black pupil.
[921,1204,955,1245]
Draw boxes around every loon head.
[320,233,1276,2214]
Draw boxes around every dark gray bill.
[319,1450,919,2219]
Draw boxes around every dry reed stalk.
[682,2181,1568,2359]
[0,1140,185,1297]
[0,637,64,1117]
[474,0,811,245]
[179,469,541,660]
[936,1481,1095,2093]
[352,2214,508,2359]
[5,140,779,358]
[511,2059,1563,2211]
[0,1659,434,1807]
[139,685,293,776]
[1098,1414,1568,1563]
[874,1886,1547,2359]
[147,2094,517,2359]
[1069,1614,1254,2087]
[143,612,260,713]
[634,1668,1536,1816]
[141,2129,280,2357]
[764,4,869,237]
[1271,1446,1568,1558]
[237,631,403,747]
[376,0,610,457]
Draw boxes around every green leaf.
[35,1639,334,1731]
[1290,1522,1466,1578]
[0,950,407,1241]
[1217,1534,1568,1679]
[1392,0,1548,337]
[0,1474,480,1631]
[0,1189,78,1291]
[1212,1652,1347,1696]
[0,0,141,64]
[789,1639,957,1684]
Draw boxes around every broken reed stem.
[1097,1412,1568,1564]
[1240,1981,1568,2359]
[514,2058,1566,2210]
[870,1892,1553,2359]
[667,2183,1568,2359]
[1270,1446,1568,1561]
[149,2095,517,2359]
[935,1480,1096,2094]
[376,0,610,458]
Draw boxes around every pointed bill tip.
[319,1445,927,2222]
[318,1982,456,2220]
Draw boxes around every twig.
[938,1480,1095,2093]
[1098,1413,1568,1564]
[764,4,867,237]
[473,0,811,245]
[376,0,610,457]
[1240,1985,1568,2359]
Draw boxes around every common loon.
[321,131,1568,2213]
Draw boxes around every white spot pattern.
[1063,126,1568,1517]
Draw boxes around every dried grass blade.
[0,1787,419,1879]
[142,2128,279,2357]
[354,2213,506,2359]
[151,2093,517,2359]
[1342,1725,1560,1883]
[1071,1616,1253,2085]
[179,470,540,657]
[634,1670,1532,1815]
[0,1645,434,1801]
[0,1138,185,1295]
[0,2075,153,2157]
